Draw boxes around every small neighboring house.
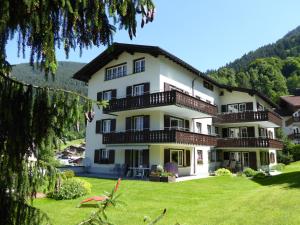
[278,95,300,144]
[73,43,283,178]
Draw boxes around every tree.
[287,72,300,92]
[0,1,155,224]
[209,67,237,86]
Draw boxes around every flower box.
[149,175,161,182]
[160,176,176,182]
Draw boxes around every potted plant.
[149,165,164,182]
[159,172,176,182]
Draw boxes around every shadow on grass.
[78,203,99,208]
[252,171,300,189]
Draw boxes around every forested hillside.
[11,61,87,95]
[208,26,300,103]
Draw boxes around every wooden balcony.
[214,110,282,127]
[288,133,300,140]
[103,90,217,116]
[103,130,217,146]
[217,137,283,149]
[286,116,300,127]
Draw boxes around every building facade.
[73,43,283,177]
[278,95,300,144]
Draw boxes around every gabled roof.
[73,42,219,85]
[280,96,300,107]
[73,42,278,109]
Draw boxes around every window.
[228,104,239,113]
[259,128,267,137]
[170,150,184,166]
[229,128,239,138]
[197,150,203,164]
[170,117,184,130]
[134,58,145,73]
[242,152,249,167]
[105,64,127,80]
[133,84,144,96]
[240,127,248,137]
[134,116,144,131]
[268,130,274,139]
[101,149,109,159]
[196,122,202,133]
[203,81,214,91]
[207,125,212,135]
[208,150,216,162]
[239,103,246,112]
[103,91,112,101]
[102,120,111,133]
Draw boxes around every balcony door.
[133,84,144,96]
[228,104,239,113]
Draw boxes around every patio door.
[242,152,249,168]
[125,149,149,168]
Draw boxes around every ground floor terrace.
[34,161,300,225]
[89,144,279,178]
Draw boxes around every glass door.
[242,152,249,168]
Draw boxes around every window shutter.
[164,149,170,164]
[247,127,255,137]
[246,102,253,111]
[125,150,132,167]
[223,152,229,160]
[222,128,228,138]
[221,105,227,113]
[109,150,115,164]
[94,150,100,163]
[95,120,102,134]
[97,92,102,101]
[143,115,150,131]
[126,86,132,97]
[164,115,170,130]
[110,119,116,132]
[142,149,149,167]
[185,150,191,167]
[164,83,170,91]
[126,117,132,131]
[185,120,190,132]
[111,89,117,99]
[144,83,150,94]
[99,149,104,164]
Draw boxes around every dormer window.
[105,64,127,80]
[134,58,145,73]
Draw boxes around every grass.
[34,162,300,225]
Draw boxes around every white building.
[278,95,300,144]
[73,43,283,178]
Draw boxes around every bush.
[164,162,178,175]
[277,151,293,164]
[62,170,75,179]
[271,163,285,171]
[48,178,91,200]
[215,168,231,176]
[291,145,300,161]
[253,171,266,179]
[243,168,257,177]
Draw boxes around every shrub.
[277,151,293,164]
[215,168,231,176]
[253,171,266,179]
[62,169,75,179]
[271,163,285,171]
[243,168,257,177]
[164,162,178,175]
[48,178,91,200]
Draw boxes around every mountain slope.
[227,26,300,71]
[11,61,87,95]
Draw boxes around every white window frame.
[103,91,112,101]
[134,59,145,73]
[170,150,184,167]
[133,84,144,96]
[101,149,109,159]
[196,122,202,134]
[170,117,184,130]
[229,128,240,138]
[207,125,212,135]
[228,104,239,113]
[102,120,111,133]
[134,116,144,131]
[105,64,127,80]
[239,103,246,112]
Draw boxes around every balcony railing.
[103,90,218,116]
[103,130,217,146]
[288,133,300,140]
[216,137,283,149]
[286,116,300,127]
[214,110,282,126]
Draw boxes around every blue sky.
[5,0,300,71]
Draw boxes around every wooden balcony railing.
[103,130,217,146]
[214,110,282,126]
[286,116,300,127]
[103,90,218,116]
[288,133,300,140]
[217,137,283,149]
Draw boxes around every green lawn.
[34,162,300,225]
